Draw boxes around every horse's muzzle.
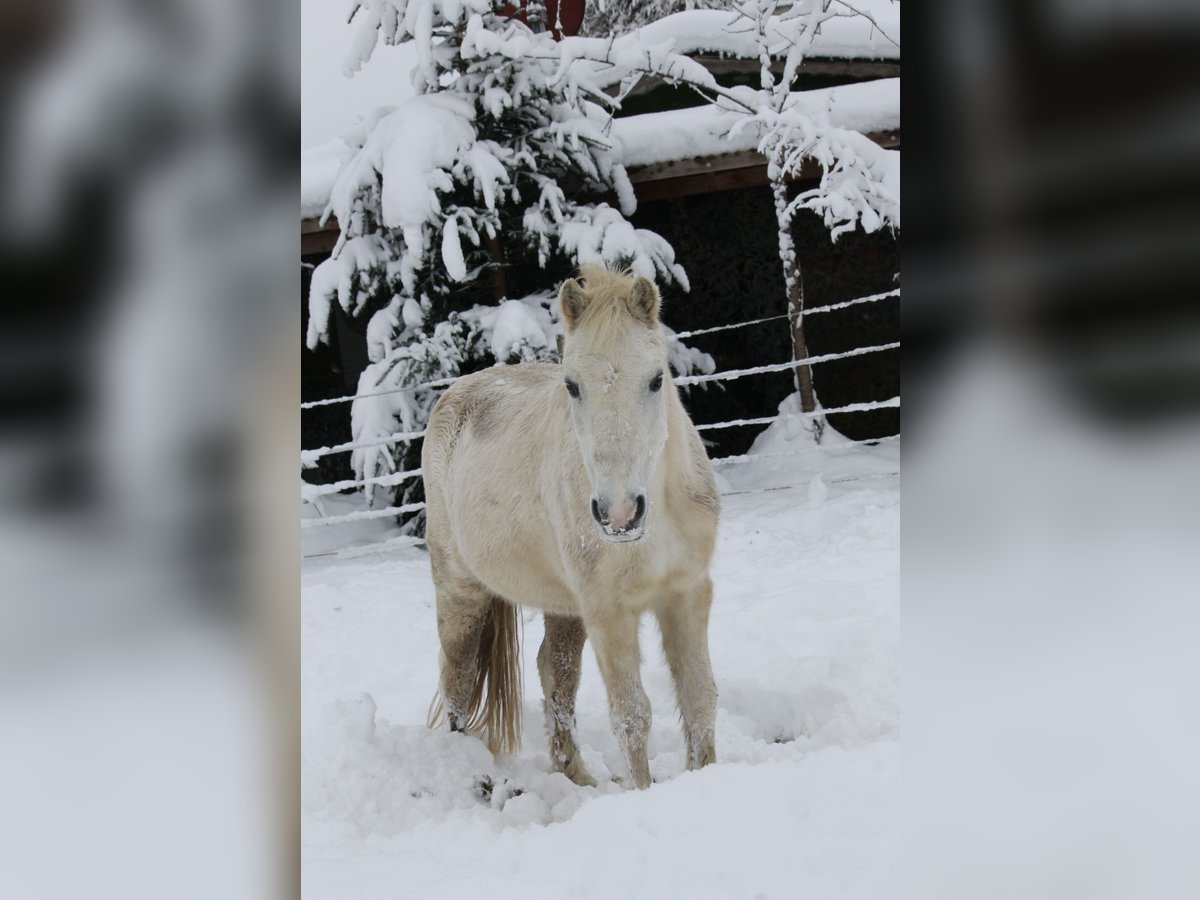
[592,494,647,542]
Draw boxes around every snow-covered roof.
[302,77,899,220]
[613,77,899,169]
[618,5,900,67]
[302,141,355,220]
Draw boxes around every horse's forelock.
[569,266,661,347]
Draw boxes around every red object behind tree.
[497,0,585,41]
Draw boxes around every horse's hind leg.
[433,574,492,733]
[537,614,597,787]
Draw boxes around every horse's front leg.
[656,578,717,770]
[537,613,597,787]
[586,606,652,789]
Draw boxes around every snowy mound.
[715,391,900,497]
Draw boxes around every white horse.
[422,266,719,789]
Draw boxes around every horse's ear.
[558,278,587,331]
[627,277,661,326]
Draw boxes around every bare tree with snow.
[727,0,900,442]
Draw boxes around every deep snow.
[302,415,898,898]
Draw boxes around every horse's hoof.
[563,761,598,788]
[472,774,525,809]
[553,755,598,788]
[686,751,716,771]
[472,774,495,802]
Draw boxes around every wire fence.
[299,288,899,412]
[301,287,900,536]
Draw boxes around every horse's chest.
[601,523,703,610]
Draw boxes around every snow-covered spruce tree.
[305,0,710,532]
[727,0,900,443]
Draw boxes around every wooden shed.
[302,37,899,472]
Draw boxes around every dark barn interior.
[302,179,898,488]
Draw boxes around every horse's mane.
[572,264,659,341]
[577,263,635,297]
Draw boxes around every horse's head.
[558,266,670,544]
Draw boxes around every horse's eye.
[649,371,664,393]
[565,378,580,400]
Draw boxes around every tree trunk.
[770,165,823,443]
[484,233,507,304]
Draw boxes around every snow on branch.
[751,103,900,238]
[721,0,900,240]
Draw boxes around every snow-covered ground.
[302,414,899,898]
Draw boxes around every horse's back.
[422,363,581,611]
[423,363,562,474]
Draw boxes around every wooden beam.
[626,149,767,185]
[692,55,900,81]
[628,129,899,202]
[622,55,899,99]
[630,158,774,203]
[301,228,338,257]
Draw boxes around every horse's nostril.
[633,494,647,525]
[590,498,605,525]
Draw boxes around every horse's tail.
[427,596,523,756]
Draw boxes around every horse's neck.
[655,388,701,500]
